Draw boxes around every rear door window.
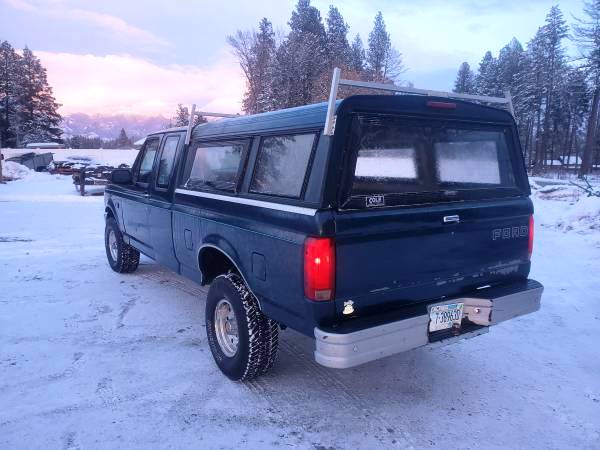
[345,115,521,208]
[181,141,246,192]
[250,133,316,198]
[135,137,160,184]
[156,135,180,188]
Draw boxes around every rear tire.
[105,217,140,273]
[205,273,279,381]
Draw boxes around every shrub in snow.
[557,196,600,233]
[535,184,582,202]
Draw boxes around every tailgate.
[334,198,532,317]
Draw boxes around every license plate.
[429,302,464,332]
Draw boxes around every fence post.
[79,167,85,196]
[0,136,4,183]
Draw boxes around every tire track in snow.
[139,269,207,298]
[137,268,413,446]
[246,338,415,448]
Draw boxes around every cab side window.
[136,138,160,184]
[181,141,246,192]
[156,136,180,188]
[250,133,316,198]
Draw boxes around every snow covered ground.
[0,170,599,449]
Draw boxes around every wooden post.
[79,167,85,196]
[0,137,4,184]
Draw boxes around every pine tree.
[325,6,352,70]
[476,51,501,96]
[17,47,62,145]
[573,0,600,176]
[173,104,189,127]
[453,62,476,94]
[253,18,277,112]
[0,41,23,148]
[367,12,391,81]
[450,6,595,173]
[349,34,365,73]
[497,38,525,93]
[559,68,590,167]
[172,104,206,127]
[366,12,403,83]
[538,6,568,167]
[115,128,131,148]
[270,0,328,108]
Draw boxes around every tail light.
[304,237,335,301]
[528,215,534,259]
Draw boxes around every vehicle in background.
[6,152,54,171]
[24,142,65,150]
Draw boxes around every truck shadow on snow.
[133,261,492,438]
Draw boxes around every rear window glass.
[346,115,520,207]
[250,133,315,198]
[355,148,417,179]
[181,142,245,192]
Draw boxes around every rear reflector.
[304,237,335,301]
[426,101,457,110]
[528,215,534,259]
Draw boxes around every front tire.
[105,217,140,273]
[206,273,279,381]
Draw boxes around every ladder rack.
[185,104,240,145]
[323,67,514,136]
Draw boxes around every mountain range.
[62,113,170,141]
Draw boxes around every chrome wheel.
[214,298,239,357]
[108,229,118,261]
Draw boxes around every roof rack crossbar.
[185,104,240,145]
[323,67,514,135]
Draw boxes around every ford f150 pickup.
[104,79,543,381]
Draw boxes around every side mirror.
[110,168,133,184]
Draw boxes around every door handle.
[143,193,150,199]
[443,215,460,224]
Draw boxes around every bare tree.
[228,18,276,114]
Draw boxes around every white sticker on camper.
[365,194,385,208]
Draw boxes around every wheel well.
[199,247,238,285]
[105,207,115,220]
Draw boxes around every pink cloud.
[36,50,245,117]
[5,0,170,48]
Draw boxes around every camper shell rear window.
[341,114,524,209]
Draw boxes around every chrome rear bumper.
[314,279,543,369]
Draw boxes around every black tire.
[206,273,279,381]
[105,217,140,273]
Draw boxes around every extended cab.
[104,83,543,381]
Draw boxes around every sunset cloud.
[3,0,584,116]
[5,0,170,48]
[36,50,245,116]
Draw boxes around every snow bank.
[557,195,600,233]
[2,161,35,180]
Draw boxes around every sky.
[0,0,586,117]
